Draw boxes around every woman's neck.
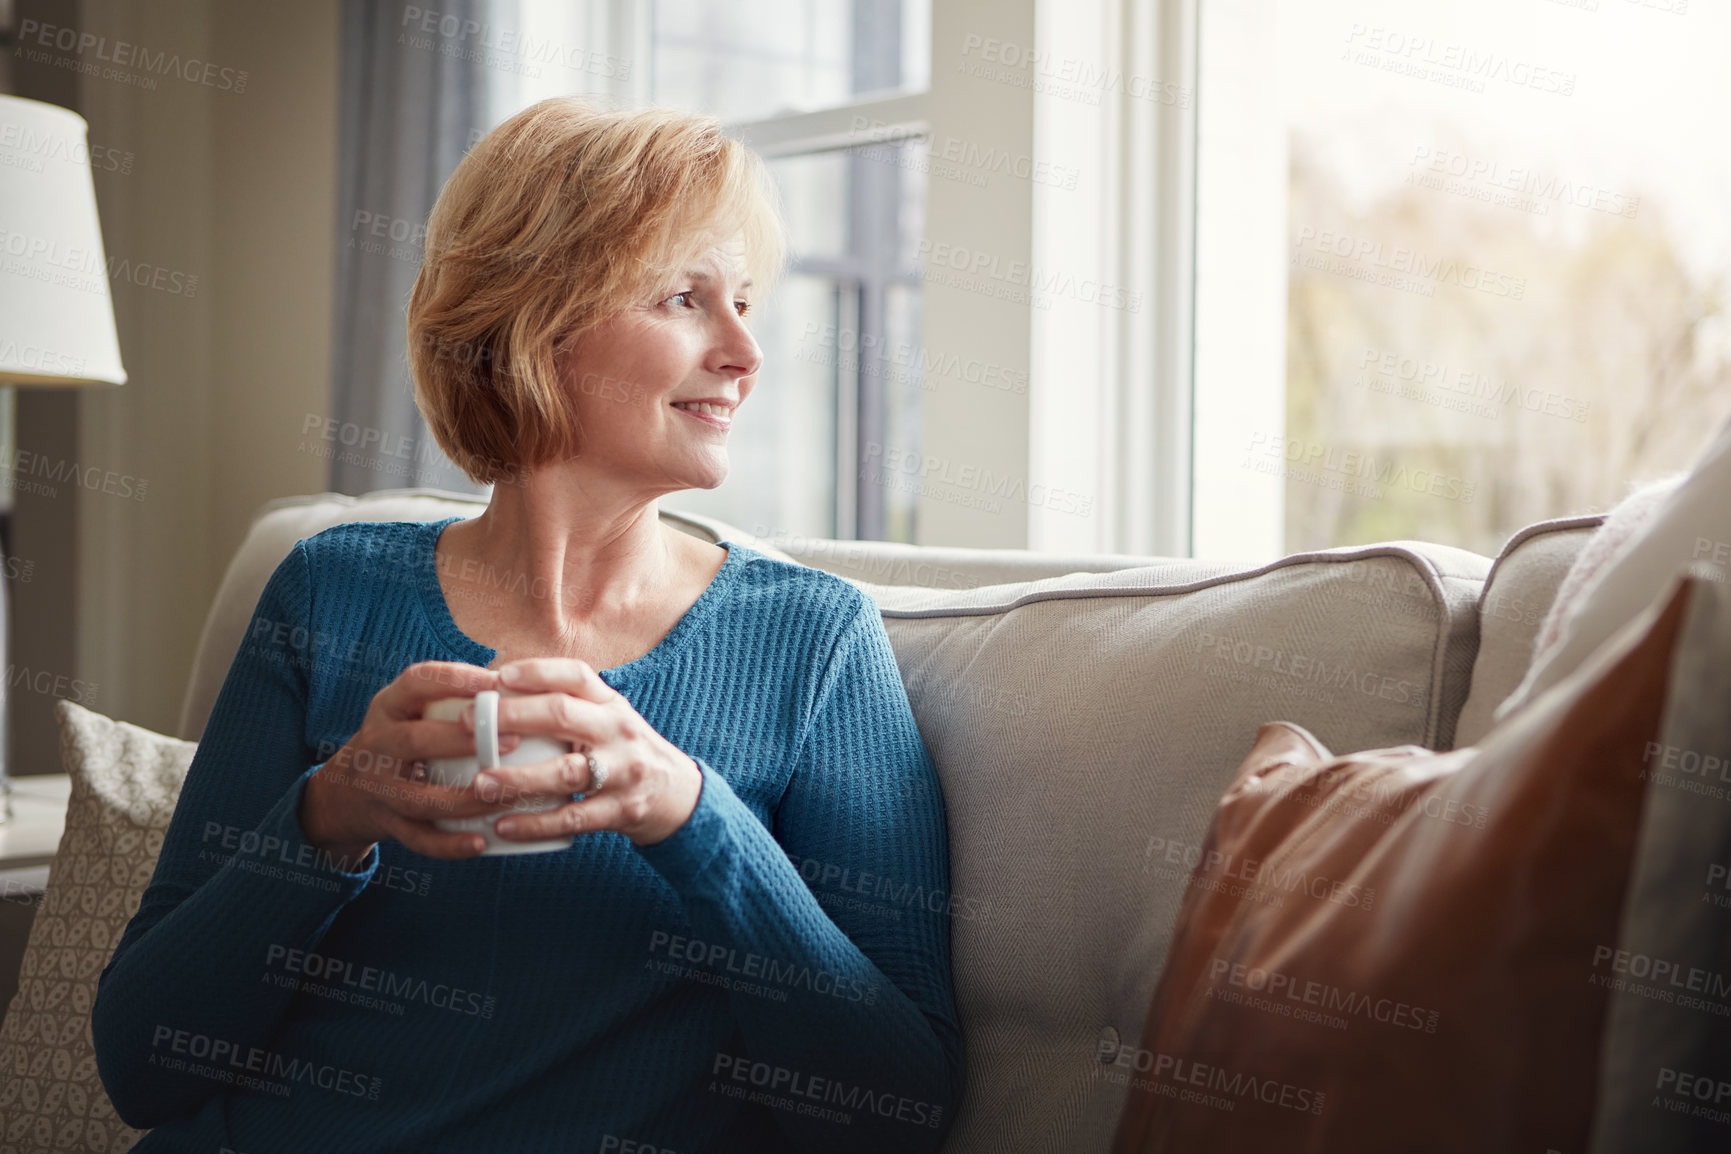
[444,475,682,637]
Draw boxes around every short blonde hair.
[407,98,786,486]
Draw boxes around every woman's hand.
[298,661,526,864]
[467,658,704,847]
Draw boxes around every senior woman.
[91,98,963,1153]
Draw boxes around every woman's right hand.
[298,661,522,865]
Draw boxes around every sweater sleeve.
[92,541,383,1129]
[635,593,965,1153]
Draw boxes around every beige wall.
[207,2,342,583]
[8,0,338,769]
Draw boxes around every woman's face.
[555,236,762,495]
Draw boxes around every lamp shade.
[0,94,126,386]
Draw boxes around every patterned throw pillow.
[0,701,195,1154]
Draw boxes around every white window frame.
[1028,0,1198,556]
[923,0,1204,554]
[730,89,932,542]
[632,0,1204,554]
[1188,0,1285,562]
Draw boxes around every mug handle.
[473,690,501,772]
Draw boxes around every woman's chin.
[671,461,729,491]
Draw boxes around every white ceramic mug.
[423,689,576,855]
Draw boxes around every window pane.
[697,273,840,541]
[828,139,928,543]
[880,281,925,543]
[1197,0,1731,558]
[776,150,851,263]
[666,143,926,542]
[651,0,931,122]
[495,1,933,543]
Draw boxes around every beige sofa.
[5,487,1604,1154]
[151,487,1605,1153]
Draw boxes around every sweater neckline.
[417,515,742,690]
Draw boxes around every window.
[491,0,933,543]
[1193,0,1731,560]
[652,1,932,544]
[485,0,1729,560]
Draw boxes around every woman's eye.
[661,290,750,316]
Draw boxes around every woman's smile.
[670,399,735,429]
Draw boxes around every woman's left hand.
[464,658,703,846]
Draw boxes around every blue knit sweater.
[92,516,963,1153]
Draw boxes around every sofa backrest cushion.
[845,543,1488,1153]
[1453,516,1602,748]
[733,522,1168,590]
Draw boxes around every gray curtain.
[329,0,495,496]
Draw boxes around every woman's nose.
[716,311,762,379]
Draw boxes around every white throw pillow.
[1498,412,1731,721]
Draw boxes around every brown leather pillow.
[1110,575,1731,1153]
